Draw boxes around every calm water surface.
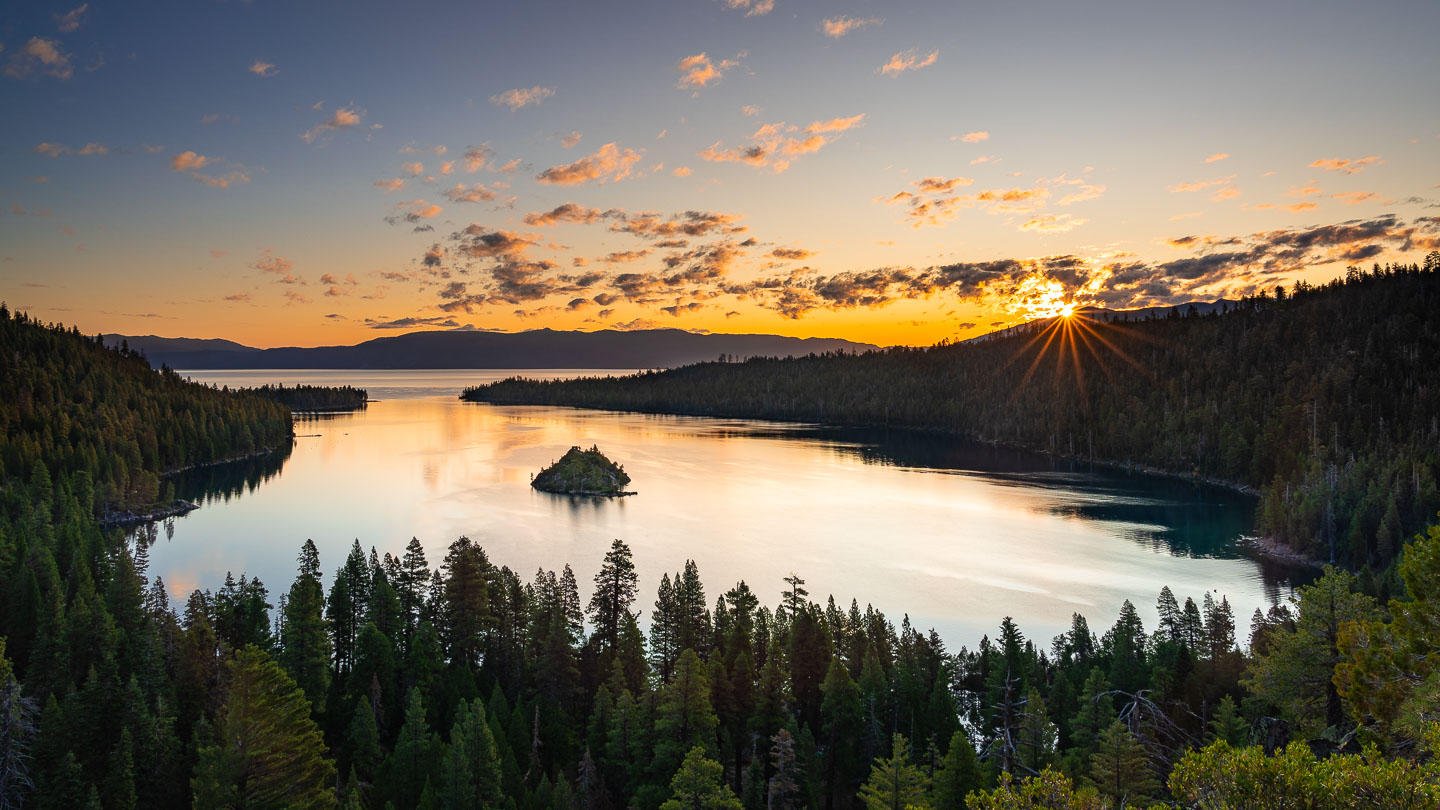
[153,369,1300,649]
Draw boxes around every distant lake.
[149,369,1302,649]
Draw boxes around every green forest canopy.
[3,292,1440,807]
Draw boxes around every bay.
[149,369,1300,649]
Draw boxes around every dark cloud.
[365,316,461,329]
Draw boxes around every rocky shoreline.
[100,499,199,528]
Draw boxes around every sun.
[1059,303,1075,318]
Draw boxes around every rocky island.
[532,445,633,495]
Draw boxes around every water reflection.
[168,443,293,506]
[150,371,1301,648]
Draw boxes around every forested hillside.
[465,255,1440,573]
[0,306,293,512]
[0,298,1438,807]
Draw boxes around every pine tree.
[654,649,719,784]
[346,696,383,784]
[437,698,503,810]
[1086,720,1157,806]
[398,537,431,640]
[858,734,929,810]
[191,646,336,810]
[1067,669,1113,759]
[767,729,801,810]
[588,539,638,654]
[1246,567,1381,738]
[280,540,331,715]
[102,727,136,810]
[380,689,436,809]
[441,537,491,669]
[820,656,864,801]
[661,746,743,810]
[929,731,980,810]
[1208,695,1249,746]
[1015,689,1056,776]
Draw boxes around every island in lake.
[532,445,633,495]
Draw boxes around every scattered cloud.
[249,59,276,77]
[804,113,867,134]
[375,178,405,192]
[880,48,938,76]
[1333,191,1381,205]
[365,315,465,329]
[601,249,651,263]
[5,38,73,80]
[677,52,741,91]
[1020,214,1087,232]
[441,182,498,203]
[251,251,294,276]
[56,4,88,32]
[401,144,446,155]
[1205,153,1229,163]
[385,199,443,224]
[673,166,692,177]
[536,143,643,185]
[522,202,616,227]
[770,247,812,260]
[722,0,774,17]
[172,152,208,171]
[302,106,364,144]
[958,131,988,143]
[462,144,493,173]
[490,86,555,110]
[171,151,250,187]
[1058,184,1105,205]
[700,115,863,172]
[1168,176,1235,193]
[1309,156,1382,175]
[561,131,582,148]
[821,16,882,37]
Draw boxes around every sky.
[2,0,1438,349]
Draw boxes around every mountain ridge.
[106,327,879,370]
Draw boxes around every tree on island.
[532,446,633,495]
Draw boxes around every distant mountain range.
[103,328,878,370]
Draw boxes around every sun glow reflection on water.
[155,369,1298,648]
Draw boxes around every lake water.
[150,369,1301,650]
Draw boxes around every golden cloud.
[536,143,643,185]
[821,16,882,37]
[1309,156,1382,175]
[880,48,938,76]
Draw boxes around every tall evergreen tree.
[857,735,929,810]
[280,540,331,715]
[1086,721,1157,806]
[929,731,980,810]
[191,646,336,810]
[437,699,503,810]
[589,539,639,654]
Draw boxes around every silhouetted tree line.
[466,254,1440,580]
[245,384,369,412]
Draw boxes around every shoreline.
[466,391,1328,568]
